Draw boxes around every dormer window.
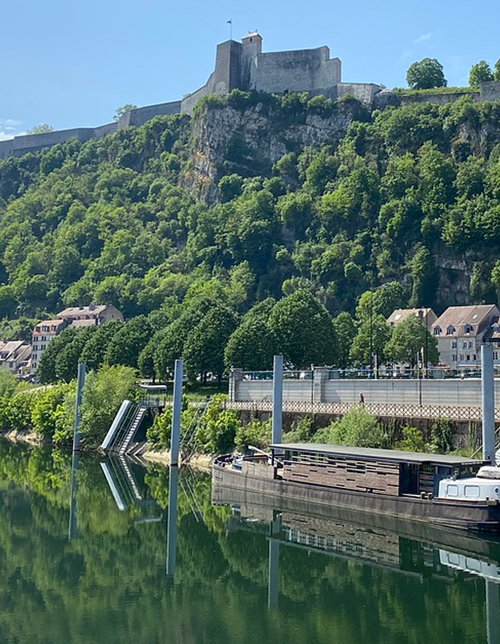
[446,325,455,335]
[464,324,472,334]
[434,326,441,336]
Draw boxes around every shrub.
[397,425,426,452]
[235,419,272,452]
[312,406,390,448]
[429,418,453,453]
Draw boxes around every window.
[452,354,457,361]
[446,325,455,335]
[42,325,48,332]
[434,326,441,336]
[459,354,464,361]
[466,355,470,361]
[473,354,477,361]
[464,324,473,334]
[468,341,473,349]
[451,340,457,349]
[462,341,467,349]
[446,485,458,497]
[464,485,480,498]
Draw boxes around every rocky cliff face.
[185,98,365,202]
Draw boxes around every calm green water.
[0,441,498,644]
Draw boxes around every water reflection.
[0,440,499,643]
[214,483,500,642]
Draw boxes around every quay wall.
[232,376,498,408]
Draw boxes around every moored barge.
[212,443,500,532]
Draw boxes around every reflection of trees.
[0,441,490,644]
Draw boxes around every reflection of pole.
[272,355,283,445]
[68,450,79,540]
[72,363,86,452]
[482,344,495,464]
[486,580,500,644]
[166,466,179,576]
[170,359,183,466]
[268,513,281,609]
[369,293,373,375]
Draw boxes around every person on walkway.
[359,392,364,405]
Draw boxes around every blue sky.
[1,0,499,139]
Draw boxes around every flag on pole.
[227,19,232,24]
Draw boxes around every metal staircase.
[104,402,148,455]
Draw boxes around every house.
[56,304,123,324]
[387,308,438,328]
[431,305,500,368]
[31,303,124,373]
[0,341,32,376]
[31,319,69,373]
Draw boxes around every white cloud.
[413,33,431,44]
[0,118,24,140]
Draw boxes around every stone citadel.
[1,31,500,160]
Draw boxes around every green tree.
[385,314,439,367]
[349,313,392,365]
[113,104,138,122]
[333,312,357,368]
[469,61,494,87]
[269,290,337,367]
[495,58,500,81]
[105,316,152,369]
[80,320,123,372]
[54,326,96,382]
[406,58,447,90]
[26,124,54,134]
[224,317,277,371]
[37,328,79,384]
[184,305,238,381]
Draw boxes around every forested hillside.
[2,90,500,380]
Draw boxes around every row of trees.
[37,284,438,386]
[405,57,500,90]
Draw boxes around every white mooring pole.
[170,359,183,466]
[272,355,283,446]
[481,344,495,464]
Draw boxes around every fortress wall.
[0,123,118,160]
[480,81,500,102]
[373,89,479,110]
[117,101,182,129]
[181,85,210,115]
[93,122,118,138]
[253,47,339,94]
[336,83,382,103]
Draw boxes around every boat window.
[464,485,480,498]
[446,485,459,497]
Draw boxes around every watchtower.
[241,31,263,89]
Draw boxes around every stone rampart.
[0,123,118,159]
[373,89,479,110]
[117,101,181,128]
[480,81,500,102]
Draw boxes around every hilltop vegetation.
[1,91,500,383]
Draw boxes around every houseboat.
[212,443,500,532]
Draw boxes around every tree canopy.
[406,59,447,90]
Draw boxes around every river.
[0,441,498,643]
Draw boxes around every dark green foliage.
[268,290,337,367]
[406,58,447,90]
[1,94,500,379]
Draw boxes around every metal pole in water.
[272,355,283,445]
[166,465,179,576]
[68,450,79,540]
[72,363,86,452]
[170,359,183,466]
[481,344,495,464]
[486,580,500,644]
